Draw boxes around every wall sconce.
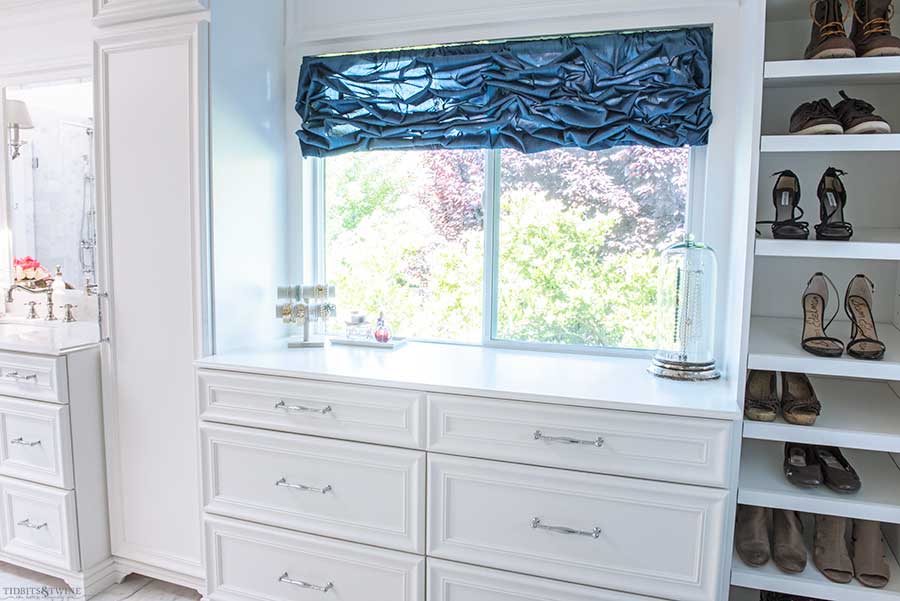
[5,99,34,161]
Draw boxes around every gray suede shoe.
[736,505,771,567]
[814,514,854,583]
[773,509,807,573]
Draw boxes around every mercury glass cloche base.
[648,238,720,381]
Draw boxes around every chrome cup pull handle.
[274,400,332,415]
[275,477,332,494]
[533,430,603,447]
[17,518,48,530]
[278,572,334,593]
[10,437,41,447]
[531,517,601,538]
[3,371,37,384]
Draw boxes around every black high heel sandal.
[802,272,844,357]
[815,167,854,241]
[845,274,886,360]
[757,170,809,240]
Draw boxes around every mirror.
[5,80,96,292]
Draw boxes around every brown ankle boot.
[806,0,858,59]
[814,514,854,583]
[851,0,900,56]
[735,505,770,567]
[773,509,807,573]
[853,520,891,588]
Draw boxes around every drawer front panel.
[428,394,732,487]
[0,477,79,570]
[202,423,425,553]
[0,398,73,489]
[206,515,424,601]
[198,370,424,448]
[427,455,726,601]
[0,353,66,404]
[427,558,657,601]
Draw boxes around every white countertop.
[0,318,100,355]
[196,341,740,420]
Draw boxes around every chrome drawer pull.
[10,437,41,447]
[278,572,333,593]
[275,477,332,494]
[533,430,603,447]
[531,517,601,538]
[3,371,37,384]
[17,518,47,530]
[274,400,332,415]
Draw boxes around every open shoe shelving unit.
[733,1,900,599]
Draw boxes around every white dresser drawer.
[206,515,424,601]
[201,423,425,553]
[0,353,66,404]
[427,558,657,601]
[198,369,424,448]
[0,476,79,571]
[427,393,732,487]
[0,398,73,489]
[427,455,726,601]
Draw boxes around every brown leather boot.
[853,520,891,588]
[735,504,770,567]
[851,0,900,56]
[773,509,808,573]
[814,514,854,583]
[806,0,858,59]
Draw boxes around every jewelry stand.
[275,284,336,348]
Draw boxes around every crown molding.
[92,0,208,28]
[0,0,87,29]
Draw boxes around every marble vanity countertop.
[0,318,100,355]
[197,341,741,420]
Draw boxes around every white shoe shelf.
[755,228,900,261]
[764,56,900,87]
[761,134,900,153]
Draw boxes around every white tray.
[329,337,408,349]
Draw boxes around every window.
[318,145,696,352]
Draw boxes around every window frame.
[305,145,707,357]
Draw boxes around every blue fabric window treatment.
[295,28,713,158]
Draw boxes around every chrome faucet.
[6,285,56,321]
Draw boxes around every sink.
[0,318,100,354]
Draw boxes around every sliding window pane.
[324,150,485,342]
[495,146,690,350]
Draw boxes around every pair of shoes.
[784,442,861,492]
[815,515,891,587]
[806,0,900,58]
[735,505,807,573]
[757,168,852,240]
[745,371,821,425]
[790,91,891,135]
[801,273,885,360]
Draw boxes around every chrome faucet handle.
[59,304,78,323]
[25,301,40,320]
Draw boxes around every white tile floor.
[0,562,200,601]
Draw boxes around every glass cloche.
[649,237,720,381]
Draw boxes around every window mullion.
[481,149,501,344]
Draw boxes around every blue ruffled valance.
[295,28,713,157]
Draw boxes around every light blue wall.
[210,0,289,352]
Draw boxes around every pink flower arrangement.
[14,256,51,283]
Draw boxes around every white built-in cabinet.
[94,13,209,592]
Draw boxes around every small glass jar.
[649,238,719,381]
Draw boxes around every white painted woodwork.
[749,317,900,380]
[198,369,425,448]
[740,439,900,524]
[426,393,733,488]
[761,134,900,153]
[0,475,79,571]
[742,377,900,452]
[427,454,728,601]
[427,558,658,601]
[201,422,426,553]
[92,0,208,27]
[764,57,900,87]
[0,352,67,403]
[755,228,900,261]
[0,397,73,489]
[95,21,208,581]
[205,515,425,601]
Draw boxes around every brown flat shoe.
[773,509,807,573]
[815,514,854,583]
[782,372,821,426]
[784,442,823,487]
[735,504,771,567]
[745,370,779,422]
[853,520,891,588]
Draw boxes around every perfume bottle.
[373,312,392,343]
